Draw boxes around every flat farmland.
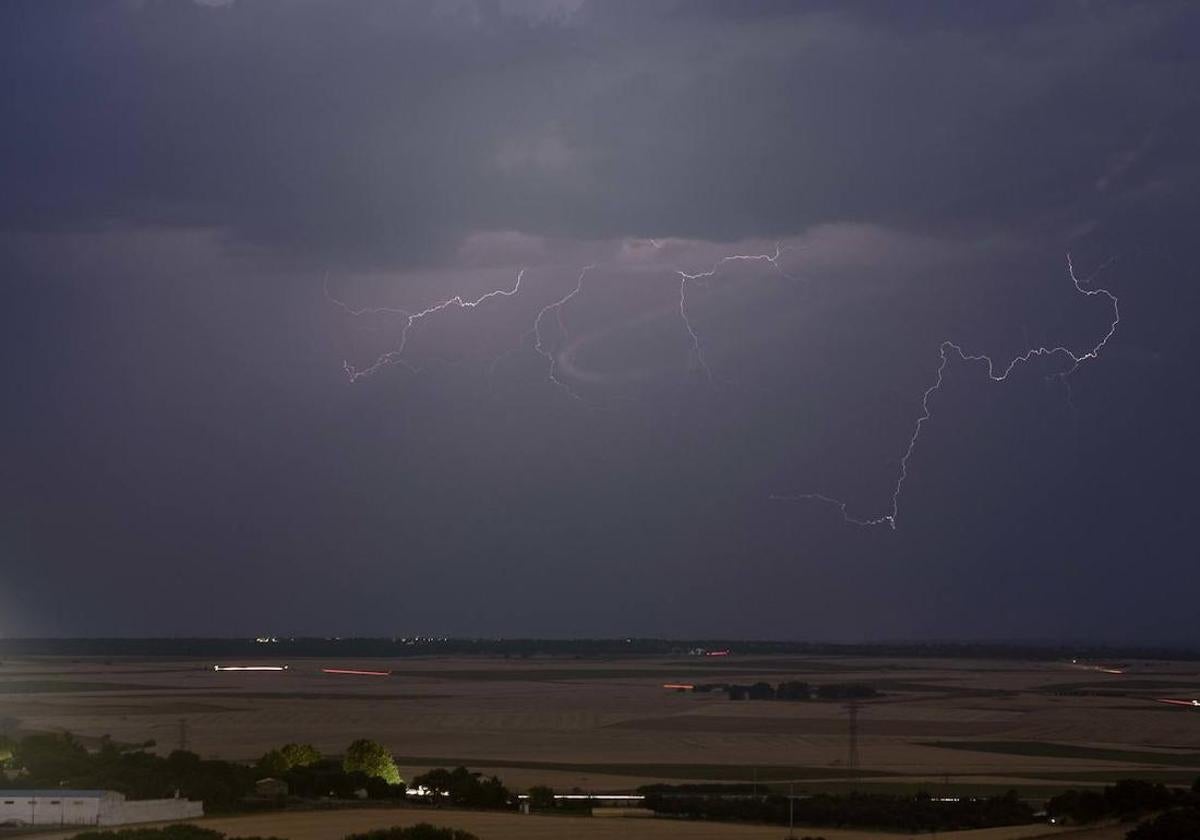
[3,654,1200,793]
[19,806,1126,840]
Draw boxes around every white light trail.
[212,665,289,671]
[771,253,1120,528]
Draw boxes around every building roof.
[0,790,117,799]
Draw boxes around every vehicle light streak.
[321,667,390,676]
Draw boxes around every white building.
[0,790,203,827]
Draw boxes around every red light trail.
[321,667,390,676]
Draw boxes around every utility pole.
[846,701,861,783]
[788,781,795,840]
[178,718,189,753]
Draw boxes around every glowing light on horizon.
[212,665,288,671]
[1156,698,1200,708]
[516,793,646,801]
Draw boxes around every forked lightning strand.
[676,242,796,379]
[330,269,526,382]
[771,253,1120,528]
[529,264,595,398]
[332,244,796,391]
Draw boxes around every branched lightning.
[771,253,1120,528]
[329,244,1117,532]
[675,242,797,380]
[331,243,798,392]
[328,268,527,382]
[330,263,605,400]
[528,264,595,398]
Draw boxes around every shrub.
[344,825,479,840]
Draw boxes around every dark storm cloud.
[2,1,1199,641]
[3,0,1198,268]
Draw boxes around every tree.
[257,749,289,777]
[279,743,321,768]
[1127,809,1200,839]
[343,739,402,785]
[527,785,556,810]
[14,731,90,779]
[411,767,509,808]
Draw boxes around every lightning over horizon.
[9,0,1199,643]
[771,253,1121,529]
[330,245,1120,531]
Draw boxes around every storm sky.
[3,0,1199,641]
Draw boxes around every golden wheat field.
[2,653,1200,796]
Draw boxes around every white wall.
[0,795,103,826]
[0,793,202,827]
[100,798,204,825]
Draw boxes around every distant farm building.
[254,777,289,797]
[0,790,203,827]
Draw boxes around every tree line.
[642,788,1034,832]
[70,823,478,840]
[6,637,1198,661]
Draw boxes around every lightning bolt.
[328,268,527,382]
[528,263,596,399]
[331,242,797,392]
[329,244,1117,532]
[331,263,605,400]
[771,253,1120,528]
[675,242,798,380]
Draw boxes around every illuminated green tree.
[279,743,321,768]
[343,739,402,785]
